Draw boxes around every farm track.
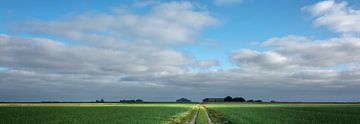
[204,108,213,124]
[189,107,199,124]
[190,105,213,124]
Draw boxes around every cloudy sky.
[1,0,360,102]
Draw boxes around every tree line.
[95,99,143,103]
[224,96,263,102]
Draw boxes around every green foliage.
[206,103,360,124]
[3,103,359,124]
[196,105,208,124]
[163,105,197,124]
[0,103,195,124]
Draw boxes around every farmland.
[0,103,196,124]
[1,103,360,124]
[206,103,360,124]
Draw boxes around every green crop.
[3,103,360,124]
[206,103,360,124]
[0,103,196,124]
[195,105,208,124]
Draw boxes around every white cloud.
[213,0,243,6]
[18,1,217,45]
[303,0,360,35]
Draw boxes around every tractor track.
[189,107,199,124]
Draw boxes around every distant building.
[203,98,224,102]
[176,98,192,103]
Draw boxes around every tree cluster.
[94,99,143,103]
[224,96,263,103]
[41,101,60,103]
[246,99,262,103]
[224,96,246,102]
[95,99,105,103]
[120,99,143,103]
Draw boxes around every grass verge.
[204,105,232,124]
[163,105,198,124]
[196,105,208,124]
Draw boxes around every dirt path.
[189,105,213,124]
[189,107,199,124]
[204,107,213,124]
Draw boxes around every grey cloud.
[227,35,360,100]
[195,59,220,69]
[272,36,360,67]
[0,35,192,76]
[2,34,360,102]
[233,36,360,69]
[230,49,291,70]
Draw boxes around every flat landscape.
[1,103,360,124]
[2,0,360,124]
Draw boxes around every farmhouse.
[203,98,224,102]
[176,98,192,103]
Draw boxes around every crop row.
[206,103,360,124]
[0,103,196,124]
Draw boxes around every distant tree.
[233,97,246,102]
[136,99,143,102]
[255,100,262,103]
[270,100,276,103]
[224,96,233,102]
[120,99,138,103]
[247,99,254,102]
[202,98,209,103]
[100,99,104,103]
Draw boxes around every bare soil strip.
[189,107,199,124]
[204,108,213,124]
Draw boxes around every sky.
[1,0,360,102]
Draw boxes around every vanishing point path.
[189,105,213,124]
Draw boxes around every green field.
[206,103,360,124]
[1,103,360,124]
[0,103,196,124]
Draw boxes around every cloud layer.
[1,1,360,102]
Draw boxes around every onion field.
[206,103,360,124]
[0,103,196,124]
[1,103,360,124]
